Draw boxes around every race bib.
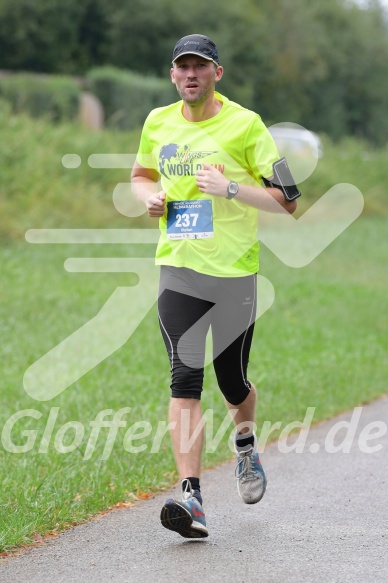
[166,200,214,240]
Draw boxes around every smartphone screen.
[271,157,301,201]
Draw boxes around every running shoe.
[235,442,267,504]
[160,479,208,538]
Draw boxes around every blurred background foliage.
[0,2,387,549]
[0,0,387,143]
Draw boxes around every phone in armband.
[262,157,302,202]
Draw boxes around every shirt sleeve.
[135,115,158,171]
[245,115,279,181]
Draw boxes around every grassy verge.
[1,99,387,244]
[0,99,145,242]
[0,106,387,551]
[0,216,387,552]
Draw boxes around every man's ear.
[215,66,224,83]
[170,67,176,84]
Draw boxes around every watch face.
[228,182,239,195]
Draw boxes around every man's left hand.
[196,164,229,197]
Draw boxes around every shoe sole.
[160,499,208,538]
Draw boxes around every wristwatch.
[226,181,239,199]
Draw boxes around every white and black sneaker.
[160,479,208,538]
[235,438,267,504]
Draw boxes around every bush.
[0,73,81,122]
[87,66,176,130]
[0,98,146,242]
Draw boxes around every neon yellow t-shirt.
[136,92,279,277]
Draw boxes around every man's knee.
[171,367,203,400]
[219,381,251,406]
[171,390,202,400]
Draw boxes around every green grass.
[0,98,146,242]
[1,98,388,244]
[0,216,387,552]
[0,106,387,551]
[297,134,388,218]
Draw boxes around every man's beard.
[176,81,214,105]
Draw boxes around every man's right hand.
[146,192,166,217]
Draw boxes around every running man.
[131,34,297,538]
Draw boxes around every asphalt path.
[1,397,387,583]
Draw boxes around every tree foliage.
[87,66,176,130]
[0,0,107,73]
[0,0,387,143]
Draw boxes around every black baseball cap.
[172,34,219,65]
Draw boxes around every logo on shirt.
[158,144,223,179]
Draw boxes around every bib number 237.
[175,212,198,228]
[167,200,214,240]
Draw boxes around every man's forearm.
[233,183,297,214]
[195,164,297,214]
[131,174,166,218]
[131,176,159,205]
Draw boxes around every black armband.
[262,157,301,202]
